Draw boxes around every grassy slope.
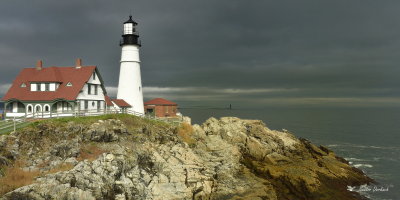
[0,114,173,135]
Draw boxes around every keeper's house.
[1,59,111,118]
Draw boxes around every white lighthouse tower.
[117,15,144,114]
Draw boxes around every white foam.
[353,164,373,168]
[327,144,339,147]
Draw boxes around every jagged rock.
[64,157,78,165]
[0,116,372,200]
[50,138,80,159]
[0,155,10,166]
[83,119,127,142]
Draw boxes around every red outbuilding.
[144,98,178,118]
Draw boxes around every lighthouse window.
[124,23,133,34]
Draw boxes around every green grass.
[0,114,178,135]
[0,120,9,126]
[0,121,31,135]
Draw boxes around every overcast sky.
[1,0,400,108]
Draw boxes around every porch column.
[3,102,6,119]
[77,101,81,116]
[50,103,53,118]
[72,101,76,117]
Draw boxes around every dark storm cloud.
[1,0,400,106]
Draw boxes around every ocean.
[180,106,400,200]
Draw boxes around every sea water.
[181,106,400,200]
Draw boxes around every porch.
[3,100,79,118]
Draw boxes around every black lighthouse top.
[120,15,141,46]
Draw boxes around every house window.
[35,105,42,112]
[27,105,33,113]
[93,72,96,80]
[84,100,88,110]
[45,83,50,91]
[67,103,72,111]
[37,84,41,91]
[95,85,98,95]
[50,83,54,91]
[31,83,37,91]
[88,84,92,94]
[66,82,73,87]
[44,104,50,112]
[20,83,26,88]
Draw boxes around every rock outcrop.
[0,116,372,200]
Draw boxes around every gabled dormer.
[30,82,61,92]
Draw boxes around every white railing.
[0,115,29,133]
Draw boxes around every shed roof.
[144,98,177,106]
[112,99,131,107]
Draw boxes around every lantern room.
[120,15,141,46]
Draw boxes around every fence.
[0,108,183,134]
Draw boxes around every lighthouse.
[117,15,144,114]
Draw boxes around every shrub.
[46,163,74,174]
[0,161,40,196]
[177,123,196,146]
[0,159,76,196]
[77,144,105,161]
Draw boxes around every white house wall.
[12,102,18,112]
[79,100,104,110]
[111,102,121,109]
[57,102,62,112]
[76,83,105,100]
[77,70,105,100]
[87,71,101,84]
[75,70,106,111]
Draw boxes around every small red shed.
[144,98,178,118]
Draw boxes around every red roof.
[2,66,97,101]
[104,95,113,106]
[112,99,131,107]
[144,98,177,106]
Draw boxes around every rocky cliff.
[0,115,372,200]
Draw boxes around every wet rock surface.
[0,116,372,200]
